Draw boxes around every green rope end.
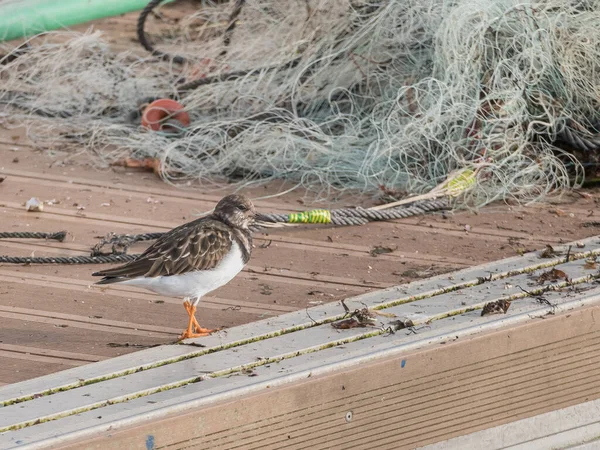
[288,209,331,224]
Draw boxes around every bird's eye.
[238,204,248,212]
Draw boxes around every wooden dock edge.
[51,303,600,450]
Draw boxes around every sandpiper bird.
[92,194,256,340]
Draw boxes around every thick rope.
[0,255,138,264]
[137,0,186,64]
[556,120,600,153]
[137,0,246,65]
[0,231,67,241]
[0,198,449,265]
[256,198,449,226]
[136,0,300,95]
[558,127,600,152]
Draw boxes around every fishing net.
[1,0,599,206]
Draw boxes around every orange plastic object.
[141,98,190,132]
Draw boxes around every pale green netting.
[1,0,599,206]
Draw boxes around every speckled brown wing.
[93,219,233,281]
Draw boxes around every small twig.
[221,305,241,311]
[340,299,351,315]
[566,245,572,263]
[107,342,161,349]
[305,307,317,324]
[517,285,535,296]
[259,240,272,249]
[517,285,556,310]
[181,342,207,348]
[517,285,552,297]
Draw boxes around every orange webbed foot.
[179,300,219,340]
[178,329,213,340]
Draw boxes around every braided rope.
[0,198,448,264]
[137,0,248,67]
[257,198,449,226]
[134,0,300,111]
[0,231,67,242]
[556,121,600,153]
[137,0,186,64]
[0,255,139,264]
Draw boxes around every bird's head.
[214,194,256,230]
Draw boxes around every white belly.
[120,241,246,298]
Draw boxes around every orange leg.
[182,300,204,331]
[179,300,219,340]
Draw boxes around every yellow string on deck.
[288,209,331,224]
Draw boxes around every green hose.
[0,0,174,43]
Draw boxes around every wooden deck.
[2,6,600,449]
[1,235,600,449]
[1,1,600,386]
[2,8,600,447]
[1,124,600,386]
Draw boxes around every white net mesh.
[1,0,599,206]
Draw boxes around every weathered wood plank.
[0,268,302,315]
[0,344,106,364]
[1,235,597,410]
[3,299,599,449]
[0,240,598,432]
[0,305,181,336]
[417,397,600,450]
[0,167,298,213]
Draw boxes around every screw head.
[345,411,353,422]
